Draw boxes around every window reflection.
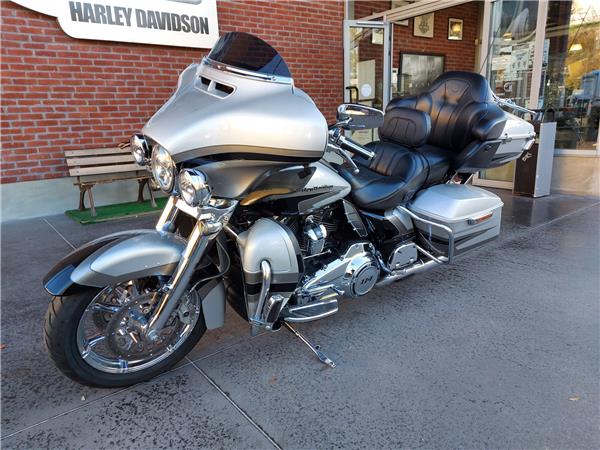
[488,1,539,109]
[541,0,599,151]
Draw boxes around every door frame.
[474,0,550,190]
[343,20,393,109]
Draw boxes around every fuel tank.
[198,159,351,214]
[142,61,328,163]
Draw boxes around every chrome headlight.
[130,134,150,165]
[151,146,176,192]
[179,169,212,206]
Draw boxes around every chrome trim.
[130,133,150,165]
[492,93,535,116]
[179,168,212,207]
[337,135,376,160]
[376,257,446,287]
[284,298,339,323]
[415,244,446,265]
[251,260,272,326]
[156,196,178,232]
[202,57,293,85]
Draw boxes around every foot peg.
[283,322,336,368]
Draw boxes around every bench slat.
[76,172,150,184]
[66,155,134,166]
[65,147,131,157]
[69,164,145,176]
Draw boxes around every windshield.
[207,32,291,79]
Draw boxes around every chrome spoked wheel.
[76,279,201,374]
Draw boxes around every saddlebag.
[408,184,503,256]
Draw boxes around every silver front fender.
[71,231,186,287]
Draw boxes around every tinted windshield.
[207,32,291,79]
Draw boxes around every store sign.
[10,0,219,48]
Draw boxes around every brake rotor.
[105,291,199,360]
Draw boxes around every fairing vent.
[196,76,235,98]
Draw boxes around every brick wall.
[391,3,481,72]
[0,0,344,183]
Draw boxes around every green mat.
[66,197,167,224]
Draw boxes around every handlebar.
[337,135,376,160]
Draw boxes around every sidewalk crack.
[186,356,283,450]
[42,218,75,249]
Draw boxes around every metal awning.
[359,0,472,23]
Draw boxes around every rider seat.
[340,71,507,210]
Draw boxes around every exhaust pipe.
[376,256,447,287]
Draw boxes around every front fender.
[43,230,185,296]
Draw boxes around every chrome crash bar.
[377,207,454,287]
[397,206,455,264]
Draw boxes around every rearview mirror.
[336,104,384,130]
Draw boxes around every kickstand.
[283,322,336,368]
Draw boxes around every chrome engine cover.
[300,242,380,300]
[388,242,418,270]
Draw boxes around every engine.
[288,208,380,305]
[235,207,381,325]
[296,241,380,304]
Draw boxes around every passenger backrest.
[387,71,507,153]
[379,107,431,148]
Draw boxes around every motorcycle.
[43,32,536,387]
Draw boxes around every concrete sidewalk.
[1,191,599,449]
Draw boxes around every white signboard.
[10,0,219,49]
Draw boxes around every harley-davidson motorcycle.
[43,32,535,387]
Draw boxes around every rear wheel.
[44,278,206,387]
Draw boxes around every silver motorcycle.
[43,32,536,387]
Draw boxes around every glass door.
[475,0,541,189]
[343,20,392,144]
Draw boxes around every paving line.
[0,387,131,440]
[42,218,75,250]
[185,356,283,450]
[0,336,260,441]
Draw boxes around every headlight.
[179,169,212,206]
[151,146,176,192]
[130,134,150,165]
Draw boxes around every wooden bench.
[65,145,156,217]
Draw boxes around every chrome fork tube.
[156,196,178,232]
[146,199,237,339]
[147,222,217,338]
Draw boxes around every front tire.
[44,286,207,388]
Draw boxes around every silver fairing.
[142,61,328,162]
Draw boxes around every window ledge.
[554,149,599,157]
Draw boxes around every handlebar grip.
[338,135,375,160]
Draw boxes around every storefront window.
[540,0,600,151]
[480,0,540,185]
[487,0,539,108]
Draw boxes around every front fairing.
[142,61,327,163]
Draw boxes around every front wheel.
[44,278,206,387]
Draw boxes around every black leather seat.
[339,107,434,209]
[340,71,507,210]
